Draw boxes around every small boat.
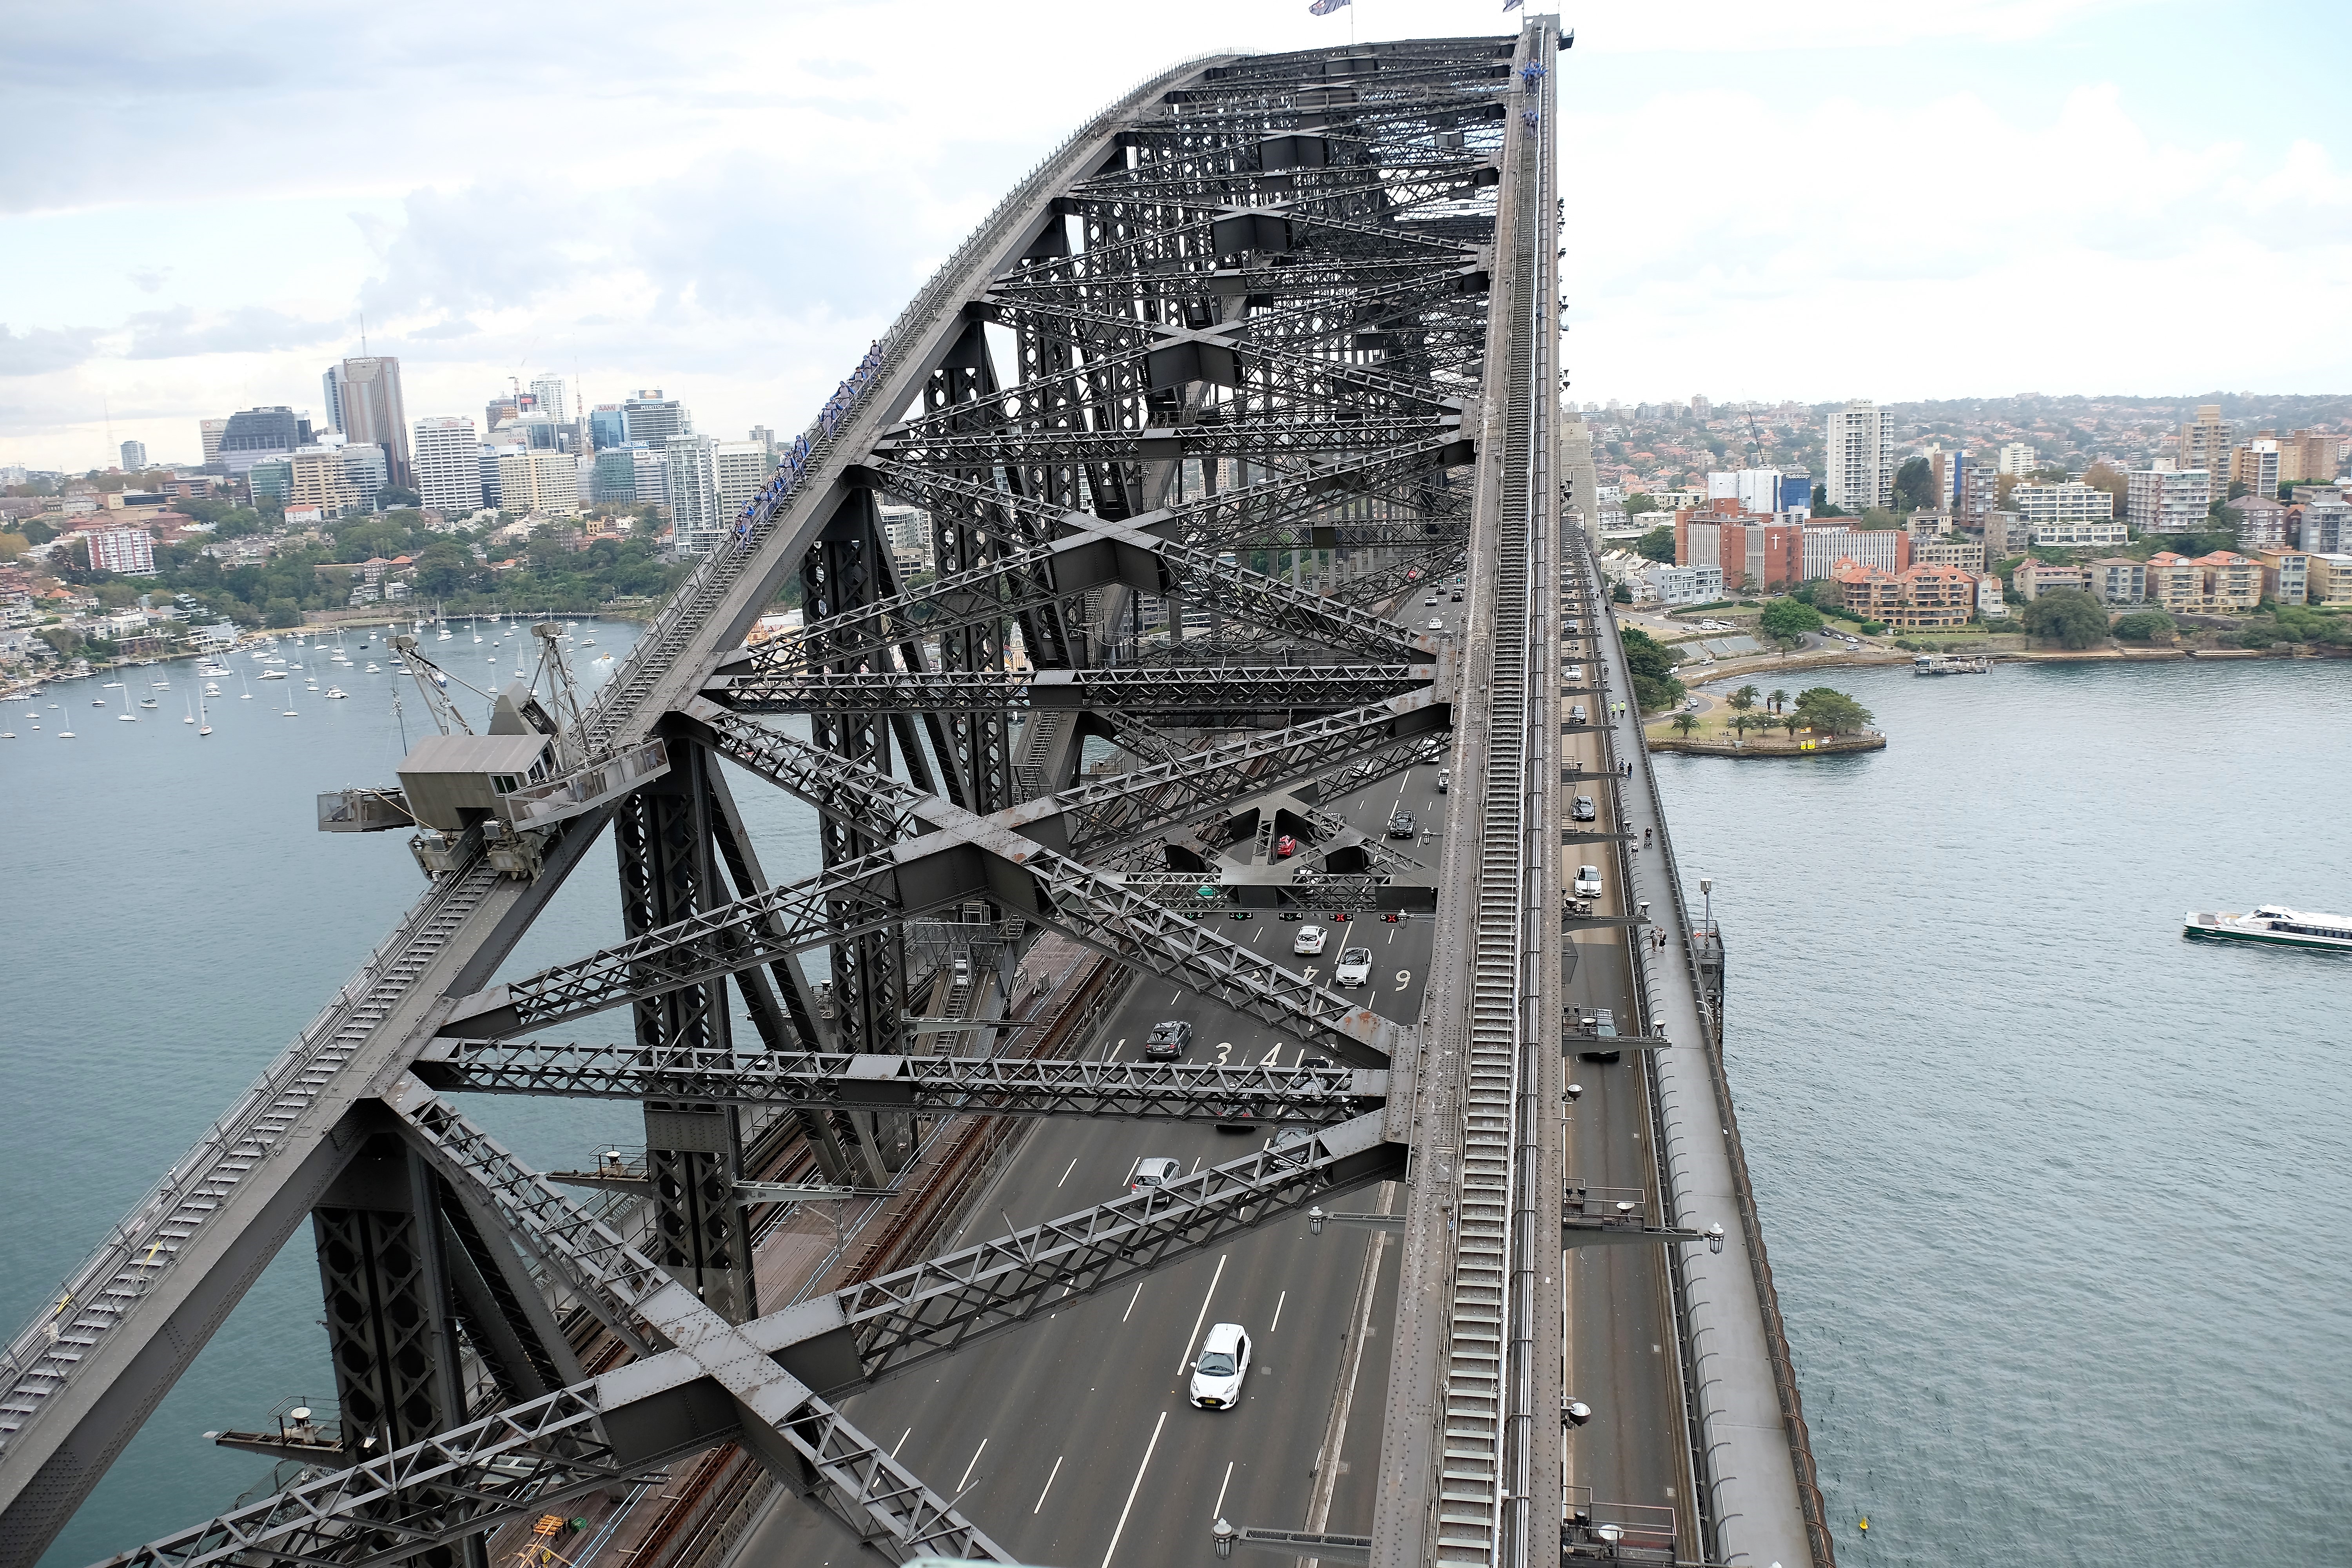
[138,697,159,710]
[325,687,348,699]
[57,729,74,738]
[2185,907,2352,953]
[365,663,381,673]
[1,731,13,740]
[259,670,287,681]
[103,680,122,689]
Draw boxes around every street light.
[1699,877,1713,936]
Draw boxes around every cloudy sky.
[4,0,2345,472]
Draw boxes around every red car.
[1274,835,1298,858]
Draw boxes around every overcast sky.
[4,0,2346,471]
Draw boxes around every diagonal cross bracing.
[714,664,1432,717]
[413,1040,1388,1123]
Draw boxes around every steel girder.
[715,664,1432,717]
[110,1107,1403,1567]
[412,1042,1387,1124]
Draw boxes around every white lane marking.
[956,1437,988,1494]
[1211,1458,1236,1521]
[1123,1156,1141,1186]
[1189,1156,1203,1175]
[1100,1410,1169,1568]
[1057,1158,1078,1188]
[892,1426,912,1457]
[1178,1254,1230,1372]
[1123,1281,1145,1322]
[1034,1453,1064,1514]
[1269,1289,1287,1333]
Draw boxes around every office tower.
[319,368,345,434]
[119,439,147,471]
[200,418,229,464]
[332,358,412,488]
[665,434,722,553]
[712,439,774,521]
[496,448,582,515]
[589,405,628,450]
[1823,401,1895,510]
[412,416,486,514]
[2178,405,2231,485]
[217,407,315,476]
[486,393,523,429]
[748,424,777,454]
[528,375,568,425]
[478,446,504,508]
[624,389,693,445]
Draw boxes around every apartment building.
[2012,559,2092,601]
[2307,553,2352,608]
[2225,494,2288,549]
[2010,479,2114,524]
[2297,496,2352,554]
[1676,510,1804,591]
[2030,518,2129,548]
[1977,575,2007,619]
[1646,563,1724,606]
[2249,547,2308,606]
[85,526,158,576]
[1823,401,1896,510]
[2127,464,2212,534]
[1801,524,1910,581]
[2144,550,2262,614]
[495,447,582,517]
[411,416,485,515]
[712,439,774,523]
[1996,441,2036,476]
[1912,537,1987,572]
[2277,428,2342,486]
[2231,439,2281,500]
[1830,559,1976,629]
[2086,558,2146,606]
[2178,405,2232,485]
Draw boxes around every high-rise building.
[2178,405,2232,485]
[287,448,369,518]
[665,434,722,554]
[528,375,568,425]
[589,405,628,450]
[217,407,315,476]
[2126,464,2212,534]
[748,425,777,454]
[319,368,345,434]
[1996,441,2036,477]
[200,418,229,464]
[1958,461,1998,527]
[2010,480,2115,524]
[624,390,693,446]
[712,440,773,522]
[2230,439,2280,500]
[412,417,486,515]
[2299,496,2352,554]
[478,447,504,508]
[1823,401,1895,511]
[2277,429,2342,486]
[86,527,158,576]
[497,448,581,516]
[332,358,412,489]
[119,439,147,471]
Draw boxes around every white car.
[1293,924,1328,956]
[1427,618,1445,631]
[1573,864,1604,897]
[1189,1322,1254,1410]
[1131,1157,1183,1193]
[1334,947,1374,986]
[1564,665,1584,683]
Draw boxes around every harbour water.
[1654,657,2351,1566]
[2,647,2345,1563]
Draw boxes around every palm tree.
[1671,713,1699,738]
[1780,710,1800,737]
[1768,687,1789,715]
[1730,684,1760,711]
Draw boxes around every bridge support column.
[618,741,759,1319]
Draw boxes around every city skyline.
[6,0,2350,472]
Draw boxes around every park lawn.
[1643,702,1792,742]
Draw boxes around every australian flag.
[1308,0,1349,13]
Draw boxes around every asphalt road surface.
[740,599,1462,1566]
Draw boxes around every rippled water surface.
[1654,658,2352,1566]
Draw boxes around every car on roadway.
[1334,947,1374,986]
[1425,594,1439,606]
[1274,833,1298,859]
[1131,1156,1184,1192]
[1143,1020,1193,1060]
[1450,589,1463,602]
[1564,618,1582,633]
[1189,1323,1254,1410]
[1436,769,1449,793]
[1570,795,1596,822]
[1388,811,1416,839]
[1293,924,1329,956]
[1427,617,1445,631]
[1564,665,1583,683]
[1569,704,1587,724]
[1269,1123,1318,1152]
[1684,697,1702,711]
[1573,864,1604,897]
[1575,1007,1621,1063]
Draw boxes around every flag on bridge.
[1503,0,1524,10]
[1308,0,1350,14]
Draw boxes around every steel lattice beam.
[714,664,1432,716]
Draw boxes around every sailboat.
[282,682,299,718]
[197,686,212,736]
[117,684,138,721]
[183,689,196,724]
[238,668,256,700]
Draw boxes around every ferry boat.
[2184,906,2352,953]
[1914,654,1992,676]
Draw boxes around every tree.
[1858,506,1900,530]
[1671,713,1699,737]
[2020,589,2109,650]
[1793,686,1873,735]
[1996,473,2021,508]
[2082,461,2129,516]
[1624,493,1660,516]
[1620,626,1686,713]
[1893,456,1937,512]
[1729,684,1759,711]
[1611,581,1633,604]
[2112,609,2176,642]
[1768,687,1789,714]
[377,485,423,509]
[1633,524,1676,563]
[1759,597,1823,642]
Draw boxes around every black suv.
[1387,812,1416,840]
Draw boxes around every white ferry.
[2184,906,2352,953]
